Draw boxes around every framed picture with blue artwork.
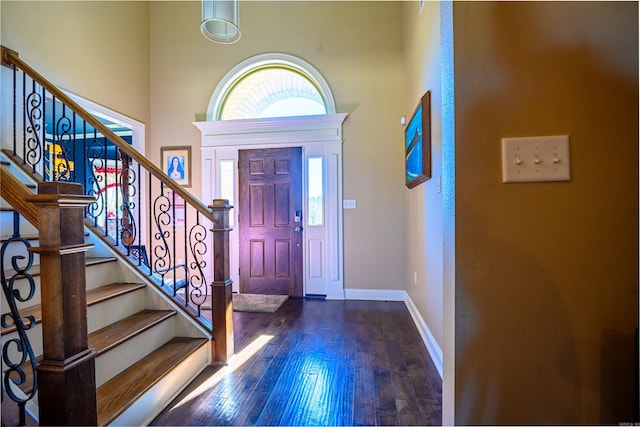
[161,145,191,187]
[405,91,431,189]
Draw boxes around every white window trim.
[206,53,337,121]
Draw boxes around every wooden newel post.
[210,199,234,364]
[26,182,97,426]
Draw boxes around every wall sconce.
[201,0,241,44]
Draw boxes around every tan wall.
[149,1,406,290]
[0,1,150,130]
[1,1,406,292]
[402,1,444,350]
[453,2,638,424]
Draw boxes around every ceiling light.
[201,0,240,44]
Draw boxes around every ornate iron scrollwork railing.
[1,45,236,421]
[2,46,217,325]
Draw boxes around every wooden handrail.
[0,45,212,220]
[0,163,38,227]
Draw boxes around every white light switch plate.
[502,135,571,183]
[343,199,357,209]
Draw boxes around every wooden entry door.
[239,147,303,296]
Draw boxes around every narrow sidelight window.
[308,157,323,226]
[219,159,235,226]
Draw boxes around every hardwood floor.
[151,298,442,426]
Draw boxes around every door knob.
[295,226,304,232]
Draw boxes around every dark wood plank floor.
[150,298,442,426]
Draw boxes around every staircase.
[1,156,211,426]
[0,45,235,425]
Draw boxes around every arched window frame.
[206,53,336,121]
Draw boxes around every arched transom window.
[207,53,336,121]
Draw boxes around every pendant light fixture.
[201,0,240,44]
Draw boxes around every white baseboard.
[404,294,443,379]
[343,288,406,301]
[325,288,345,300]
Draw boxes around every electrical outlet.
[502,135,571,183]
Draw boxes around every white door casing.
[194,114,347,299]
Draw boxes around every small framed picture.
[161,146,191,187]
[405,90,431,189]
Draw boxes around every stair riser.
[1,261,121,314]
[84,262,121,291]
[87,289,147,334]
[95,316,176,388]
[108,343,209,427]
[86,259,146,290]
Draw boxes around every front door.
[239,147,303,296]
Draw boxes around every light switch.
[343,199,357,209]
[502,135,571,183]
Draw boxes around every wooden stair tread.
[86,256,119,266]
[1,282,145,335]
[89,309,176,355]
[87,282,147,306]
[8,309,177,396]
[96,336,208,426]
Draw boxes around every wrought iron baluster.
[153,183,172,288]
[171,190,177,294]
[119,152,137,248]
[48,93,55,181]
[12,63,16,155]
[21,71,25,165]
[0,212,38,426]
[40,86,45,179]
[24,78,42,176]
[53,103,72,181]
[115,150,120,247]
[82,120,88,196]
[71,111,76,183]
[189,210,208,316]
[87,128,104,228]
[148,176,153,274]
[103,135,108,236]
[137,163,142,256]
[183,205,189,308]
